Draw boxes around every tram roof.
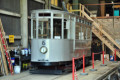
[31,9,92,22]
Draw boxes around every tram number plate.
[42,41,46,45]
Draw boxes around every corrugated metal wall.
[28,0,44,37]
[0,0,20,35]
[0,15,21,35]
[28,0,44,16]
[0,0,20,13]
[0,0,44,46]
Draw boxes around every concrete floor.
[0,61,119,80]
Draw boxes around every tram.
[30,10,92,74]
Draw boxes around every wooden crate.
[101,54,109,61]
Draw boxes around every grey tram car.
[30,10,92,74]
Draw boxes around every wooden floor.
[0,61,119,80]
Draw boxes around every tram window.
[83,26,87,40]
[39,13,51,17]
[53,19,61,39]
[86,28,91,40]
[64,21,67,39]
[78,26,84,40]
[80,26,86,40]
[33,20,36,38]
[54,14,61,17]
[64,19,70,39]
[76,25,80,40]
[38,20,50,39]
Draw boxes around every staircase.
[67,3,120,58]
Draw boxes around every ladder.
[67,4,120,58]
[0,18,14,75]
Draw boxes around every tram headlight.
[40,46,47,54]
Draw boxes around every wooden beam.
[0,40,8,75]
[0,9,35,20]
[45,0,51,9]
[0,56,3,74]
[82,5,85,17]
[102,42,104,51]
[91,16,120,19]
[113,5,120,8]
[0,9,21,17]
[70,3,120,6]
[5,35,21,39]
[100,0,105,17]
[80,4,82,16]
[84,3,120,6]
[67,3,70,10]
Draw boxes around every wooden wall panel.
[98,18,120,39]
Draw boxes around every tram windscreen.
[53,19,61,39]
[38,19,51,39]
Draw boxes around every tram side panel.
[74,40,91,58]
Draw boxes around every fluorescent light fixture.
[111,1,114,3]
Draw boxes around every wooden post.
[80,4,82,16]
[100,0,105,17]
[102,42,104,52]
[99,25,103,36]
[82,5,85,17]
[0,19,8,75]
[0,58,2,74]
[70,5,72,13]
[67,3,70,11]
[55,0,58,6]
[45,0,51,9]
[0,40,8,75]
